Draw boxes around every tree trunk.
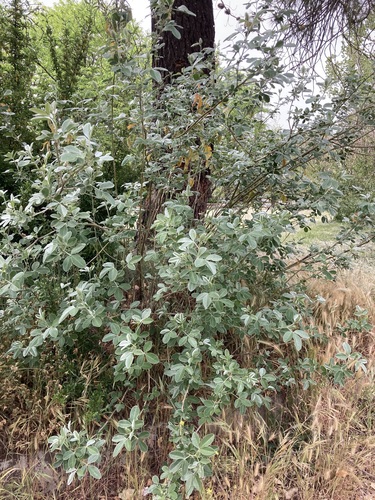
[152,0,215,82]
[143,0,214,226]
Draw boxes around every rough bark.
[152,0,215,82]
[144,0,215,225]
[137,1,215,303]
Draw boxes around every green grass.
[293,220,343,244]
[290,220,375,265]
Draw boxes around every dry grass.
[308,264,375,330]
[304,264,375,374]
[206,377,375,500]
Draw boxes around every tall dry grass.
[206,377,375,500]
[308,264,375,328]
[306,264,375,372]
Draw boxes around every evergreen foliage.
[0,0,36,192]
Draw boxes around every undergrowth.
[1,263,374,499]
